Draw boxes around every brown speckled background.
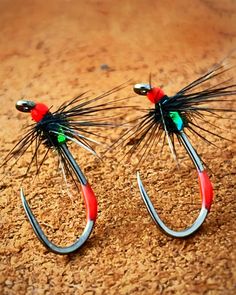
[0,0,236,294]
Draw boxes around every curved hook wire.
[21,143,97,254]
[137,130,213,238]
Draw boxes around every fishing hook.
[134,84,214,238]
[16,100,97,254]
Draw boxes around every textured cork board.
[0,0,236,294]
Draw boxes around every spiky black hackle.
[1,83,133,178]
[111,63,236,166]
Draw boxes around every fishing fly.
[115,63,236,238]
[2,85,127,254]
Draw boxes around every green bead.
[57,127,66,144]
[57,133,66,143]
[169,111,184,131]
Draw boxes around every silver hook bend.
[137,130,213,238]
[21,144,97,254]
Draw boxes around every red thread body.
[81,183,98,221]
[198,171,214,210]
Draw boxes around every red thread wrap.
[147,87,165,104]
[81,183,98,221]
[198,171,213,210]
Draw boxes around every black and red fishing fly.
[117,64,235,238]
[2,85,129,254]
[2,63,235,254]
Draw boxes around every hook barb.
[137,131,213,238]
[20,144,97,254]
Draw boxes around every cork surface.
[0,0,236,294]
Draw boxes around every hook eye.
[16,100,36,112]
[133,83,152,96]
